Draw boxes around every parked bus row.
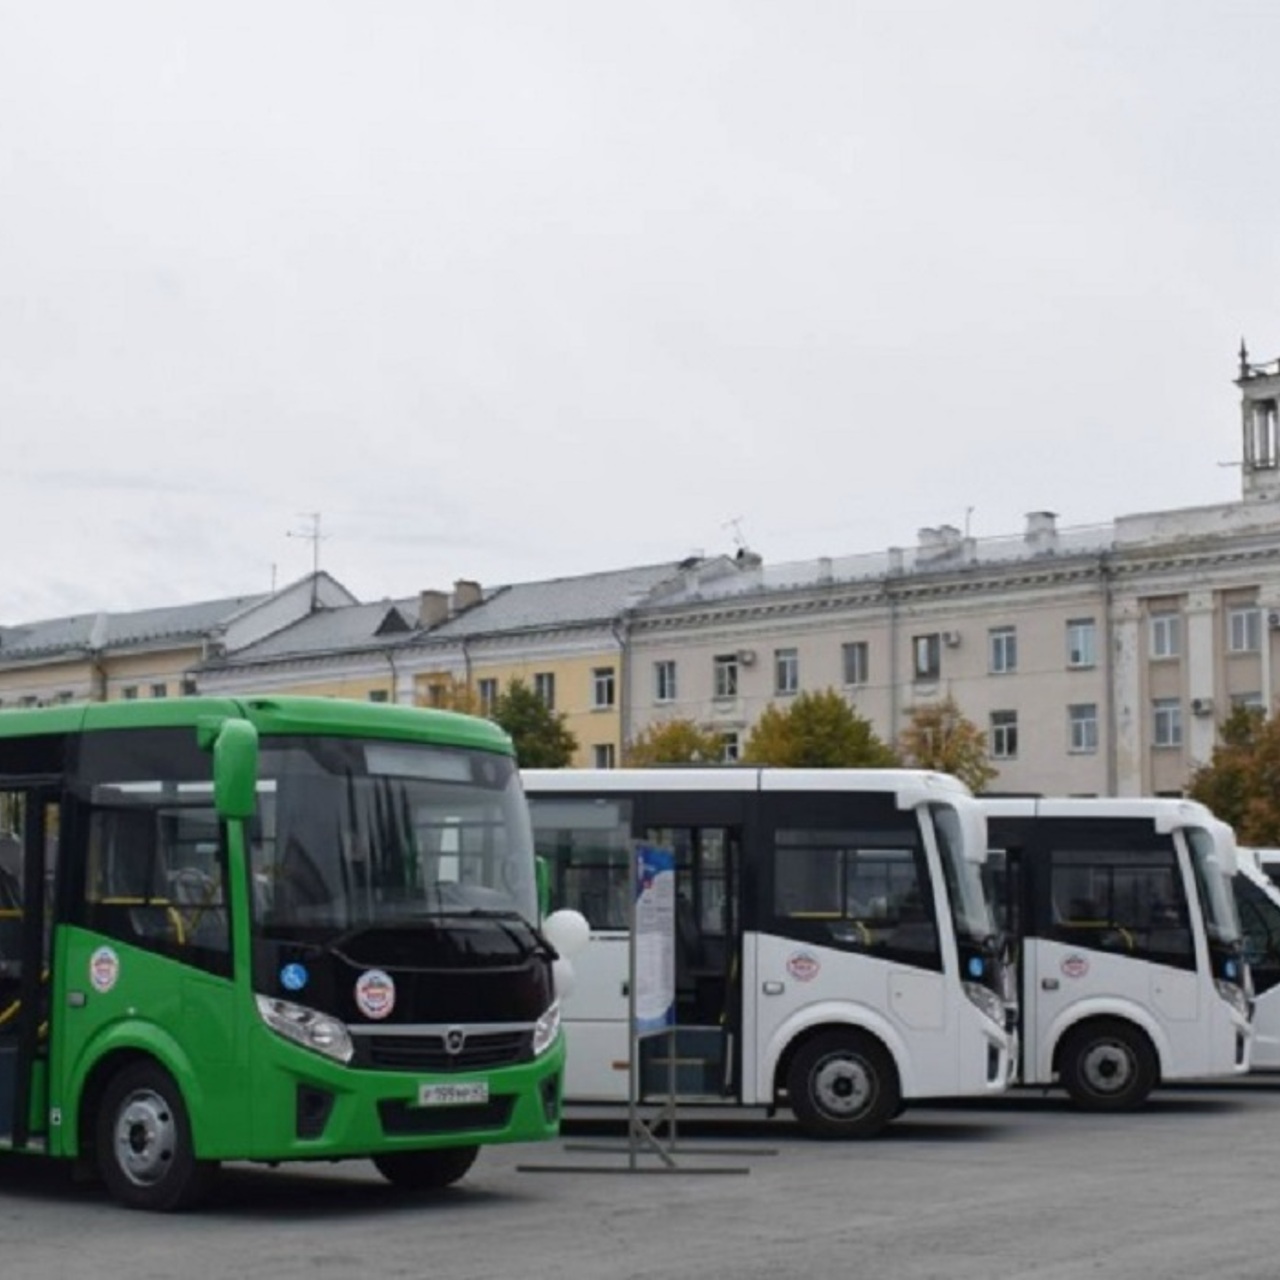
[524,772,1253,1133]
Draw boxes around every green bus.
[0,695,576,1210]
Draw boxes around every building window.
[1153,698,1182,748]
[56,691,74,704]
[150,683,167,699]
[989,626,1017,675]
[842,641,869,686]
[720,732,740,763]
[1150,612,1181,660]
[181,677,198,696]
[1068,703,1098,754]
[121,686,138,701]
[913,634,941,682]
[534,672,556,710]
[1231,691,1265,711]
[477,678,498,715]
[774,647,799,695]
[1067,619,1096,669]
[425,681,446,708]
[714,654,739,699]
[654,660,677,703]
[367,689,389,703]
[990,710,1018,759]
[592,743,616,769]
[1229,606,1262,654]
[592,667,616,709]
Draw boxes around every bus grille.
[359,1030,532,1072]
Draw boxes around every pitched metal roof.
[0,594,269,660]
[207,600,419,664]
[418,562,689,640]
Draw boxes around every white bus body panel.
[1022,942,1243,1084]
[747,931,1011,1103]
[560,932,630,1101]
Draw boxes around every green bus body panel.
[0,695,516,759]
[53,928,564,1161]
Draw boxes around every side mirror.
[199,716,259,820]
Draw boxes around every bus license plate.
[418,1081,489,1107]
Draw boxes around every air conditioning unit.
[943,630,962,648]
[1191,697,1215,717]
[1269,611,1280,631]
[737,649,757,666]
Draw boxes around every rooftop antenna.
[722,515,747,551]
[287,512,326,576]
[287,512,328,607]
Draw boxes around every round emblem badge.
[787,951,821,982]
[1061,953,1090,979]
[90,945,120,994]
[355,968,396,1020]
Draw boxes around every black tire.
[786,1030,900,1139]
[373,1145,480,1190]
[95,1061,216,1211]
[1059,1019,1157,1112]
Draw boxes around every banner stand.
[518,842,759,1177]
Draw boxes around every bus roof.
[0,695,515,756]
[980,796,1218,833]
[521,766,974,799]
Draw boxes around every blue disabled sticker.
[281,963,309,992]
[967,956,985,979]
[1224,959,1239,981]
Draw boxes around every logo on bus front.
[787,951,821,982]
[89,946,120,994]
[355,969,396,1020]
[1061,953,1090,979]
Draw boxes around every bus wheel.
[787,1031,900,1139]
[96,1061,215,1211]
[1059,1020,1156,1112]
[373,1145,479,1190]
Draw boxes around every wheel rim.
[1079,1039,1136,1096]
[810,1052,875,1119]
[112,1088,178,1187]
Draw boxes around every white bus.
[1232,847,1280,1070]
[524,768,1016,1139]
[981,798,1251,1110]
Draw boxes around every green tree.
[1186,704,1280,843]
[898,695,998,794]
[624,718,725,766]
[490,678,578,768]
[742,688,899,767]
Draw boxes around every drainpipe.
[1101,552,1117,796]
[612,617,631,759]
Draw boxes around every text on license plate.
[418,1081,489,1107]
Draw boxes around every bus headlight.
[1214,980,1250,1020]
[963,981,1006,1029]
[256,994,354,1064]
[532,1000,561,1058]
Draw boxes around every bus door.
[983,839,1026,1079]
[0,785,58,1148]
[639,792,744,1100]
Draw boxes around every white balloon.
[552,955,576,1000]
[542,908,590,958]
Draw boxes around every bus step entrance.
[639,1026,725,1099]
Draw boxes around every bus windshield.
[930,802,995,946]
[1187,826,1242,947]
[250,736,537,935]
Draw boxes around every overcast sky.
[3,1,1278,622]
